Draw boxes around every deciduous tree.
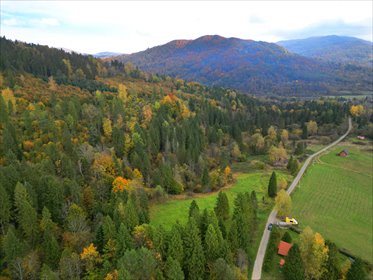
[275,189,292,216]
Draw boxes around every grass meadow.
[291,141,373,262]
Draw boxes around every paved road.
[251,117,352,280]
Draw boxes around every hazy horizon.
[1,1,372,54]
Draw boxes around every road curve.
[251,117,352,280]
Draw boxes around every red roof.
[280,258,286,266]
[278,241,293,256]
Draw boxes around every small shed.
[278,241,293,256]
[338,149,349,157]
[279,258,286,267]
[357,136,365,140]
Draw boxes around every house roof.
[278,241,293,256]
[280,258,286,266]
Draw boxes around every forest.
[0,37,372,279]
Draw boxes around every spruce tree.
[167,225,184,266]
[0,183,11,234]
[40,207,60,269]
[188,200,200,222]
[283,244,304,280]
[287,156,294,170]
[116,223,133,258]
[14,182,39,245]
[268,171,277,198]
[182,218,205,280]
[282,231,292,243]
[346,258,367,280]
[214,191,230,221]
[124,195,139,231]
[205,224,220,262]
[165,257,184,280]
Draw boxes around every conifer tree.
[14,182,39,245]
[165,257,184,280]
[214,191,230,221]
[167,226,184,266]
[201,166,209,187]
[189,200,200,222]
[124,195,139,231]
[268,171,277,198]
[182,218,205,280]
[346,258,367,280]
[0,183,11,234]
[40,207,60,268]
[228,220,239,254]
[283,244,305,280]
[116,223,133,258]
[205,224,220,262]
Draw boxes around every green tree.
[0,183,11,234]
[346,258,367,280]
[214,191,230,221]
[201,166,210,187]
[275,189,292,216]
[182,218,205,280]
[2,226,25,279]
[165,257,184,280]
[283,244,305,280]
[167,225,184,266]
[40,264,59,280]
[321,241,339,280]
[124,195,139,230]
[282,231,292,243]
[118,248,157,279]
[40,207,60,269]
[189,200,200,222]
[268,171,277,198]
[116,223,134,258]
[14,182,39,245]
[210,258,236,280]
[205,224,220,262]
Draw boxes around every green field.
[292,142,373,262]
[150,171,291,229]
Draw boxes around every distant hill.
[94,51,123,58]
[113,35,372,96]
[278,35,373,67]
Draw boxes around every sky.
[1,1,372,54]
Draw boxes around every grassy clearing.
[150,171,291,229]
[291,142,373,262]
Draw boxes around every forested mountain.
[113,35,372,96]
[0,38,360,279]
[278,35,373,67]
[93,52,123,58]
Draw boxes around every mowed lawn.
[292,143,373,262]
[150,171,291,229]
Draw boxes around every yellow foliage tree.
[118,84,128,102]
[112,176,130,193]
[307,120,318,135]
[104,270,119,280]
[267,126,277,141]
[299,227,329,280]
[269,145,288,164]
[280,129,289,144]
[1,88,16,111]
[275,189,292,216]
[93,153,115,176]
[80,243,99,260]
[142,105,153,124]
[103,118,113,139]
[350,105,364,117]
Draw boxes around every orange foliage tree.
[112,176,130,193]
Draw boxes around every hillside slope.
[114,35,372,96]
[278,35,373,67]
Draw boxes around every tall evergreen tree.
[165,257,184,280]
[40,207,60,269]
[14,182,39,245]
[116,223,134,258]
[204,224,220,262]
[124,195,139,231]
[2,226,25,279]
[167,225,184,266]
[189,200,200,222]
[346,258,367,280]
[214,191,230,221]
[182,218,205,280]
[268,171,277,198]
[0,183,11,234]
[283,244,305,280]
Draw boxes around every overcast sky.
[1,1,372,54]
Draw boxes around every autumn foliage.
[112,176,130,193]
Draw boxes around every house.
[357,135,365,140]
[338,149,349,157]
[278,240,293,256]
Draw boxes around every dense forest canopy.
[0,37,372,279]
